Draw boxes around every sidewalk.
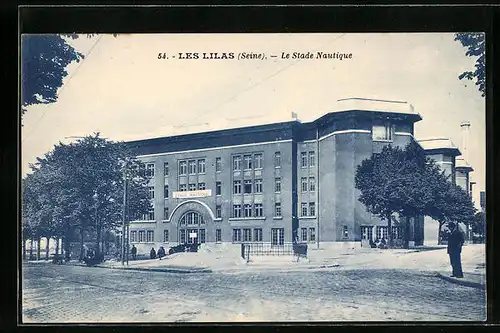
[434,271,485,290]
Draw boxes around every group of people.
[150,246,166,260]
[369,237,388,249]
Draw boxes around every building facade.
[124,98,446,252]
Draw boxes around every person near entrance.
[447,222,465,278]
[157,246,166,260]
[131,245,137,260]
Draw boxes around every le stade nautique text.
[159,52,353,60]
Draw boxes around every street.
[22,262,486,322]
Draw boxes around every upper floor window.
[301,203,308,217]
[244,204,252,217]
[309,202,316,216]
[309,177,316,192]
[244,155,253,170]
[164,207,169,220]
[215,157,222,172]
[275,178,281,193]
[309,151,315,167]
[274,152,281,168]
[198,183,206,190]
[301,152,308,168]
[148,186,155,199]
[255,179,263,193]
[164,162,169,176]
[188,160,197,174]
[179,184,187,192]
[233,205,242,218]
[233,155,242,171]
[179,161,187,175]
[216,181,222,195]
[373,123,393,141]
[275,202,282,217]
[216,205,222,218]
[164,185,169,199]
[301,177,308,192]
[254,203,263,217]
[233,180,242,194]
[244,180,252,194]
[198,159,206,173]
[254,153,263,169]
[146,163,155,178]
[188,183,196,191]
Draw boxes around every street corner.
[435,271,486,290]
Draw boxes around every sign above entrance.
[189,232,198,238]
[173,189,212,199]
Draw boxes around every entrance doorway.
[178,211,206,244]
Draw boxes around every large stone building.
[124,98,473,252]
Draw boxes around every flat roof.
[334,97,419,116]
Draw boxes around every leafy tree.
[472,211,486,242]
[21,34,84,117]
[22,133,150,262]
[455,32,485,97]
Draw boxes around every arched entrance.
[178,211,206,244]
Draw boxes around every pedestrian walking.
[158,246,165,260]
[150,247,156,259]
[131,245,137,260]
[446,222,465,278]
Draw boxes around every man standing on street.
[447,222,465,278]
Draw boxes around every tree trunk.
[79,229,85,261]
[95,226,101,259]
[387,213,393,248]
[30,238,34,260]
[36,237,41,260]
[438,222,444,245]
[45,237,50,260]
[55,238,60,256]
[23,238,26,261]
[403,216,411,249]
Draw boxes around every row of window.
[232,228,264,242]
[301,202,316,217]
[130,230,155,243]
[301,177,316,192]
[300,151,315,168]
[360,225,403,240]
[300,227,316,242]
[232,204,264,218]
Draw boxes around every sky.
[21,33,485,207]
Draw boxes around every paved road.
[21,262,486,322]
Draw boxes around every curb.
[435,272,485,290]
[95,264,212,274]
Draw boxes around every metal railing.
[241,242,308,260]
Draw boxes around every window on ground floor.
[301,227,307,242]
[180,229,186,243]
[376,226,388,240]
[163,230,169,242]
[216,229,222,242]
[243,228,252,242]
[131,231,137,242]
[254,228,263,242]
[309,227,316,242]
[360,226,373,240]
[138,230,145,242]
[343,225,349,239]
[199,229,206,243]
[232,229,242,243]
[392,226,403,240]
[146,230,154,242]
[271,228,285,246]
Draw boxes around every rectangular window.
[233,205,242,218]
[309,202,316,217]
[233,180,242,194]
[373,123,393,141]
[244,204,252,217]
[309,177,315,192]
[146,163,155,178]
[301,177,308,192]
[343,225,349,239]
[274,152,281,168]
[180,229,186,243]
[233,155,242,171]
[179,184,187,192]
[243,228,252,242]
[188,183,196,191]
[216,229,222,242]
[309,151,315,167]
[254,179,263,193]
[392,226,403,240]
[164,185,169,199]
[232,229,242,242]
[255,153,263,169]
[254,228,263,242]
[361,226,374,240]
[244,179,252,194]
[309,228,316,242]
[130,231,137,242]
[188,160,197,174]
[216,205,222,218]
[163,230,169,242]
[301,228,308,242]
[148,186,155,199]
[164,207,169,220]
[164,162,169,176]
[138,230,145,242]
[199,229,206,243]
[254,203,263,217]
[275,178,281,193]
[146,230,154,242]
[143,207,154,221]
[198,159,206,173]
[179,161,187,175]
[271,228,285,246]
[275,202,282,217]
[198,183,206,190]
[216,181,222,195]
[301,203,308,217]
[244,155,253,170]
[301,152,308,168]
[215,157,222,172]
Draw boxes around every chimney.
[460,120,471,162]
